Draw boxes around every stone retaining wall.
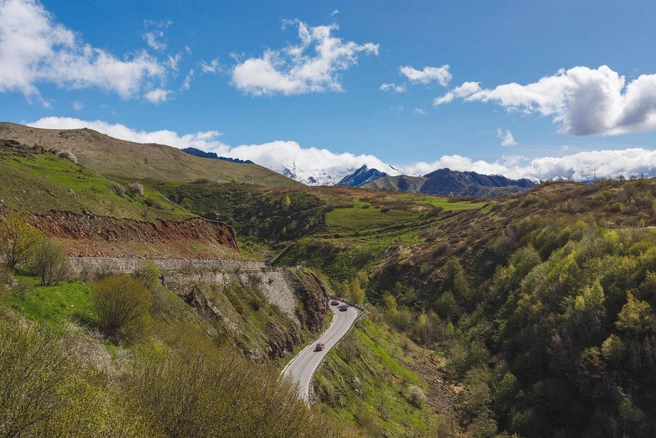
[68,257,265,274]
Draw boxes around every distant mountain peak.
[181,147,253,164]
[337,165,387,187]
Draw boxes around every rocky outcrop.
[31,211,238,257]
[284,270,329,333]
[160,268,329,361]
[265,322,302,360]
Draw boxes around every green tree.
[91,275,152,344]
[348,277,365,305]
[0,212,41,271]
[616,292,652,336]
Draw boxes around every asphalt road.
[282,300,360,401]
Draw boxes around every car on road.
[330,300,339,306]
[338,305,348,311]
[315,343,325,351]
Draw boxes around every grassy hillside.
[153,181,326,243]
[0,265,353,437]
[315,316,449,437]
[0,122,298,186]
[0,144,192,221]
[276,189,484,282]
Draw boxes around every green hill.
[0,123,298,186]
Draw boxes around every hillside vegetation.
[0,140,192,221]
[0,123,298,186]
[0,247,352,436]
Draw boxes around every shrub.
[144,197,165,209]
[90,275,152,344]
[0,320,72,437]
[407,385,427,409]
[133,260,161,290]
[113,183,126,198]
[126,181,144,197]
[0,211,41,271]
[192,178,212,184]
[58,150,77,163]
[28,238,71,286]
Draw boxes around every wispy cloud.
[231,20,378,96]
[380,83,406,93]
[200,58,222,74]
[180,69,194,91]
[496,128,517,147]
[72,101,83,111]
[413,108,426,115]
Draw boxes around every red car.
[330,300,339,306]
[315,343,325,351]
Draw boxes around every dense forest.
[362,179,656,437]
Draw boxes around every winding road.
[282,300,360,401]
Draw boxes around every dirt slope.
[31,211,240,259]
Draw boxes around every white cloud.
[185,45,192,55]
[200,58,221,74]
[180,69,194,91]
[231,20,378,96]
[28,117,228,150]
[403,149,656,181]
[142,19,172,52]
[399,65,451,86]
[72,100,83,111]
[413,108,426,115]
[144,88,171,104]
[452,66,656,136]
[433,92,454,106]
[380,82,406,93]
[562,145,569,151]
[164,53,182,71]
[26,117,656,182]
[496,128,517,147]
[434,82,481,106]
[143,31,166,51]
[453,81,481,97]
[331,10,339,16]
[0,0,166,102]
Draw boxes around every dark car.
[338,305,348,311]
[315,343,325,351]
[330,300,339,306]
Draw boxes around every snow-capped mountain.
[337,165,387,187]
[276,161,402,186]
[280,165,358,186]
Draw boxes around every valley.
[2,125,656,437]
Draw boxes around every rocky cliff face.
[161,268,329,361]
[31,211,239,258]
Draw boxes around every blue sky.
[2,0,656,181]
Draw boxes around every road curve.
[282,300,360,401]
